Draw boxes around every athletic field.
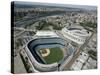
[39,47,64,64]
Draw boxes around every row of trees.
[80,21,97,28]
[88,50,97,60]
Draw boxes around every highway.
[14,27,36,39]
[14,27,36,32]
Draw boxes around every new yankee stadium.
[24,31,77,72]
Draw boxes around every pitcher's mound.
[40,49,50,57]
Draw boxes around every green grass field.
[40,47,64,64]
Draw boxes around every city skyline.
[14,1,97,10]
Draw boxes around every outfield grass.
[41,47,64,64]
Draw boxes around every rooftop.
[70,52,89,70]
[36,31,59,37]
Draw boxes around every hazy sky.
[14,1,97,10]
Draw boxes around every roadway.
[14,27,36,32]
[14,27,36,39]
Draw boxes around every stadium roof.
[36,31,59,37]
